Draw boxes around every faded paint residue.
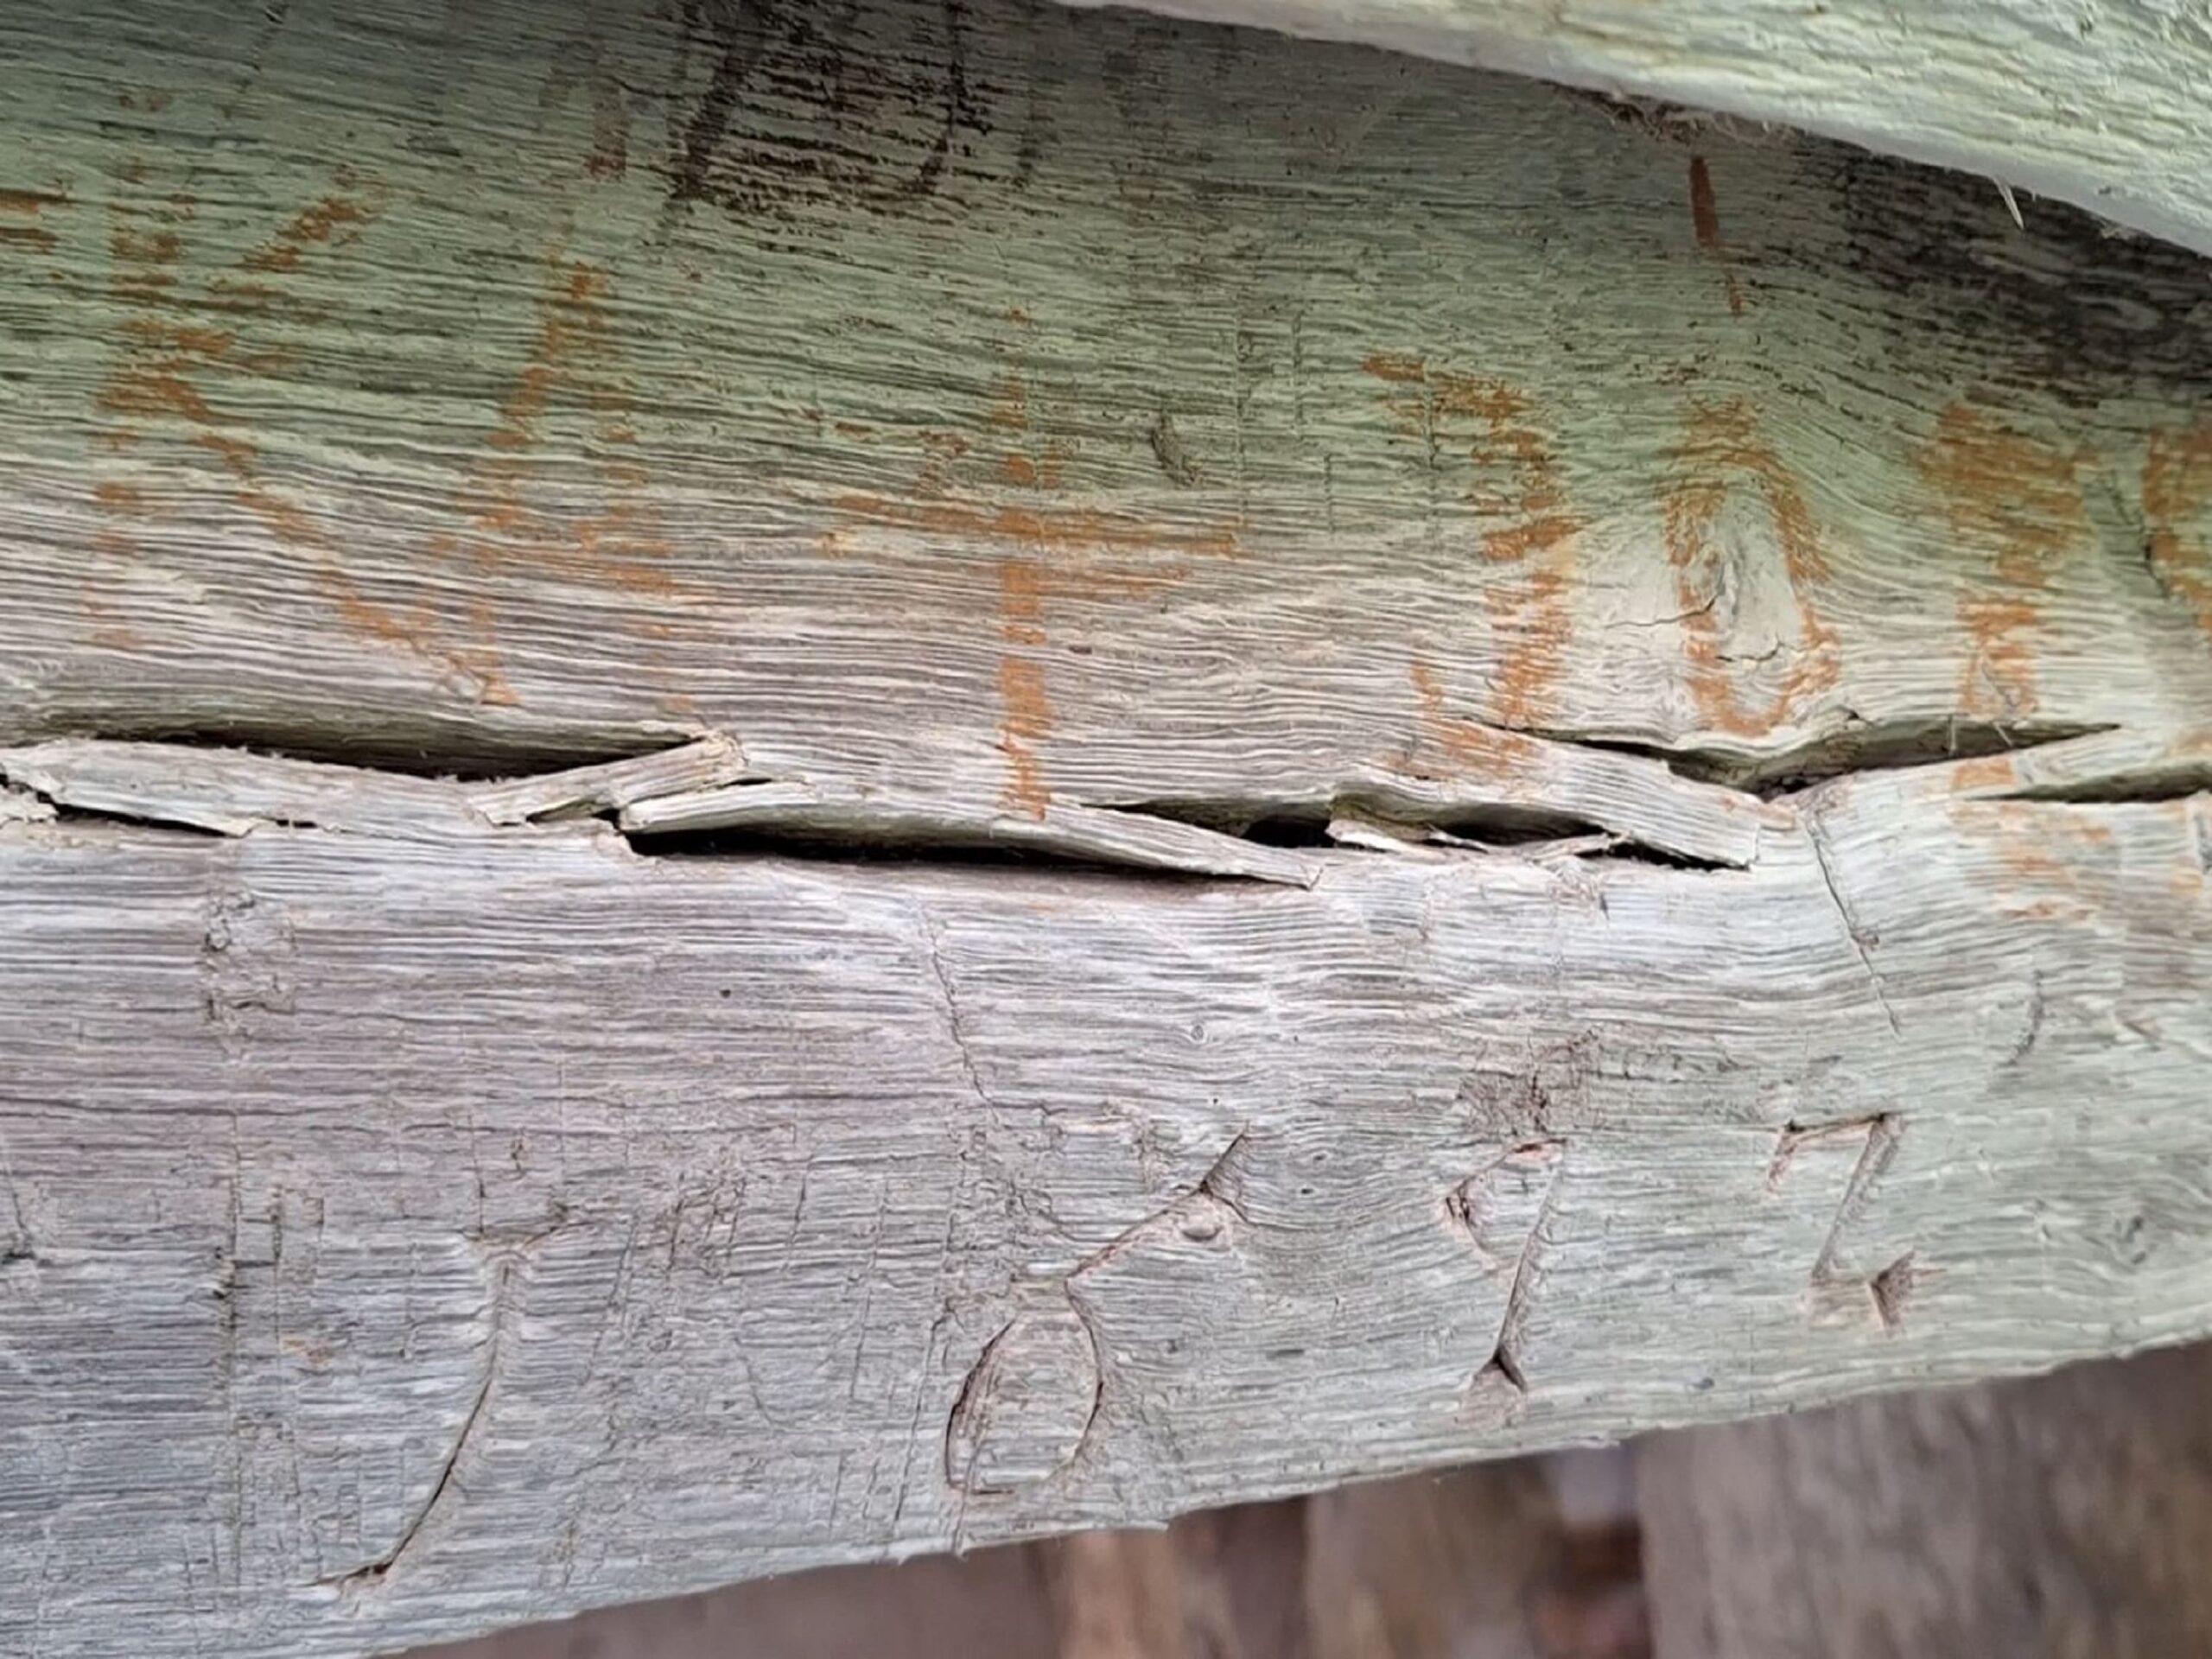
[1,188,67,252]
[542,29,631,180]
[446,256,682,604]
[1662,397,1840,737]
[1948,799,2120,924]
[240,194,375,272]
[587,81,629,179]
[984,536,1202,820]
[1916,400,2088,717]
[997,628,1055,817]
[824,358,1231,816]
[1361,352,1427,385]
[1000,557,1048,647]
[1409,659,1543,776]
[987,372,1029,431]
[1367,358,1583,724]
[1948,753,2018,793]
[89,169,514,703]
[2143,412,2212,638]
[1688,156,1746,318]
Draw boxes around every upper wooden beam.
[1072,0,2212,256]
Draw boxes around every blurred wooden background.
[420,1342,2212,1658]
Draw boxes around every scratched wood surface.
[2,0,2211,1655]
[6,0,2212,799]
[3,734,2209,1659]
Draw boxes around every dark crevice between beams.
[16,722,695,783]
[1999,768,2212,806]
[1511,716,2115,796]
[619,821,1249,884]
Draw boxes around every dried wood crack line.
[1803,813,1901,1036]
[327,1255,522,1590]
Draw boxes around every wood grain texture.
[1637,1344,2212,1659]
[3,733,2209,1657]
[5,0,2212,798]
[1068,0,2212,257]
[2,0,2211,1654]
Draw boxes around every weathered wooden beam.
[4,733,2209,1658]
[2,0,2209,1654]
[1074,0,2212,256]
[6,0,2211,791]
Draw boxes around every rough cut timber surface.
[1072,0,2212,257]
[1,0,2211,1655]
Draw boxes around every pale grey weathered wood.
[3,735,2210,1657]
[2,0,2211,1654]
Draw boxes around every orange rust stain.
[2143,412,2212,637]
[1661,397,1840,738]
[1688,156,1746,318]
[92,480,148,513]
[1916,400,2088,718]
[0,188,68,214]
[240,194,374,272]
[0,225,56,252]
[1001,453,1039,487]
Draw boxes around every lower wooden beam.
[2,734,2207,1656]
